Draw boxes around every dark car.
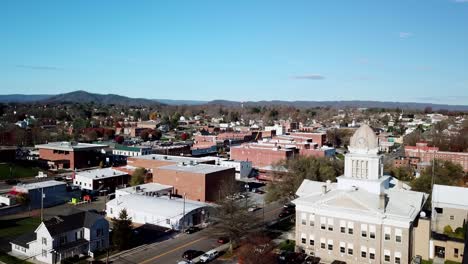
[182,249,204,260]
[217,237,229,244]
[5,179,20,185]
[283,203,296,209]
[184,226,201,234]
[279,209,295,218]
[331,261,347,264]
[303,256,321,264]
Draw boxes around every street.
[108,201,284,264]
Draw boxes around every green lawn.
[0,163,41,179]
[0,252,33,264]
[0,217,41,239]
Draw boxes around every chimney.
[321,185,327,194]
[379,194,386,211]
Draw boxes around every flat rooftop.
[117,183,173,194]
[14,180,66,190]
[36,142,107,151]
[129,154,211,163]
[76,168,128,180]
[107,194,210,219]
[157,163,234,174]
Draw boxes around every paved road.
[109,202,284,264]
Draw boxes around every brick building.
[288,132,327,147]
[36,142,107,170]
[153,163,235,202]
[230,133,334,168]
[230,144,296,168]
[405,142,468,172]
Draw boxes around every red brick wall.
[405,146,468,172]
[230,147,294,168]
[153,167,235,202]
[38,149,102,169]
[39,149,76,169]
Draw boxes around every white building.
[106,195,213,230]
[293,125,428,264]
[112,145,152,157]
[73,168,129,192]
[200,157,253,180]
[265,124,285,135]
[10,210,109,264]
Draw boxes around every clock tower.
[338,124,387,194]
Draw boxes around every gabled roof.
[43,210,104,236]
[10,232,36,248]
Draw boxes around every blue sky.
[1,0,468,104]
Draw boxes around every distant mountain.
[0,90,466,111]
[43,90,163,106]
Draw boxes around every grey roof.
[107,194,211,220]
[14,180,66,191]
[293,179,427,222]
[35,142,107,151]
[10,232,36,248]
[75,168,128,180]
[44,210,104,236]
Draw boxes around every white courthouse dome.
[348,124,379,154]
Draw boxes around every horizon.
[1,1,468,105]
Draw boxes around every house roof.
[10,232,36,248]
[44,210,104,236]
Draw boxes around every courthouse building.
[293,125,428,264]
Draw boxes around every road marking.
[140,236,208,264]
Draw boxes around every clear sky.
[1,0,468,104]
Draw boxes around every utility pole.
[182,193,186,232]
[41,187,44,221]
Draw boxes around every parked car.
[177,260,192,264]
[303,256,321,264]
[5,179,20,185]
[217,237,229,244]
[248,205,260,212]
[199,249,219,263]
[278,209,295,218]
[182,249,204,260]
[283,203,296,209]
[184,226,201,234]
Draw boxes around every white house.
[10,210,109,264]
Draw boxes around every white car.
[177,261,192,264]
[199,249,219,263]
[248,205,260,212]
